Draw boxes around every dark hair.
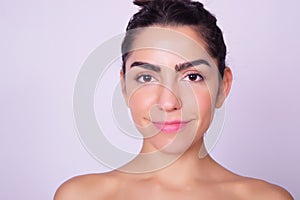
[121,0,227,77]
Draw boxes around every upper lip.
[152,120,190,125]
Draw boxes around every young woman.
[54,0,293,199]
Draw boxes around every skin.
[54,26,293,200]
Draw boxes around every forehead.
[132,26,210,58]
[126,26,215,68]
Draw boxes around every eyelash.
[135,72,204,83]
[135,73,157,83]
[182,72,204,82]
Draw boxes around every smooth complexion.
[121,26,223,156]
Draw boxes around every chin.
[150,130,202,155]
[158,142,192,155]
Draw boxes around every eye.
[136,74,157,83]
[182,73,203,82]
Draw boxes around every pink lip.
[152,120,189,133]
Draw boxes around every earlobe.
[216,67,233,108]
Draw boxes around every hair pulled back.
[122,0,227,77]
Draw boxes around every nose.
[158,85,181,112]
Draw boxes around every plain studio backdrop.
[1,0,299,199]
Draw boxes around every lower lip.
[152,122,188,133]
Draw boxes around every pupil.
[143,75,151,82]
[189,74,197,81]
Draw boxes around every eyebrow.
[130,59,210,73]
[130,61,161,72]
[175,59,211,72]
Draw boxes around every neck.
[119,139,217,186]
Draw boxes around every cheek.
[182,85,213,115]
[196,92,213,113]
[193,80,219,116]
[182,86,215,133]
[128,86,158,125]
[196,93,214,131]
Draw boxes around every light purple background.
[1,0,299,199]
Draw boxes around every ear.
[215,67,233,108]
[120,69,129,106]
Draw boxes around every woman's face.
[121,26,231,154]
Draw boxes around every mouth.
[152,120,190,133]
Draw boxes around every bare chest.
[111,182,239,200]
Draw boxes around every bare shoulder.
[234,177,294,200]
[53,172,120,200]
